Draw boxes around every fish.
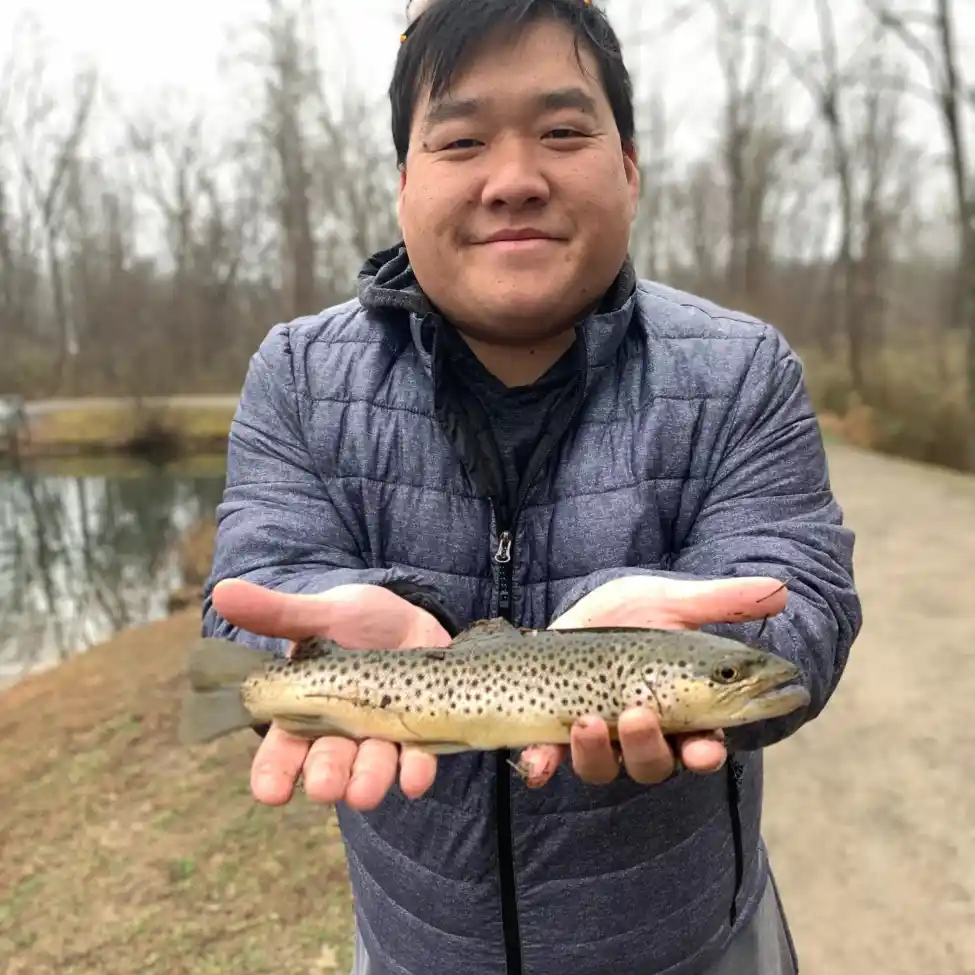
[178,618,811,753]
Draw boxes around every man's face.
[398,18,640,346]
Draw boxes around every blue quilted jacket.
[203,244,861,975]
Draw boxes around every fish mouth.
[756,683,810,706]
[729,681,811,724]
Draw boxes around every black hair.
[389,0,635,166]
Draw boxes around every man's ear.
[622,139,640,216]
[397,163,407,226]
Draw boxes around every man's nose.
[480,140,550,209]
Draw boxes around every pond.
[0,454,227,686]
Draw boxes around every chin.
[481,294,570,324]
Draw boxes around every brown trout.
[178,618,809,751]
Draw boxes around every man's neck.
[456,328,577,387]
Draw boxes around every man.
[202,1,862,973]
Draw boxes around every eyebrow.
[422,87,599,130]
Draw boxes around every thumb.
[658,576,789,627]
[211,578,344,642]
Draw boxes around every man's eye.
[441,139,482,151]
[546,128,586,139]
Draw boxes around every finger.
[250,724,311,806]
[675,732,728,774]
[399,747,438,799]
[617,708,676,784]
[301,736,358,804]
[570,716,620,784]
[519,744,567,789]
[661,576,789,626]
[211,578,340,642]
[344,739,400,811]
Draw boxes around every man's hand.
[519,575,788,789]
[211,578,452,812]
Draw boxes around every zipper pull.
[494,531,512,564]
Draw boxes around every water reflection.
[0,455,226,684]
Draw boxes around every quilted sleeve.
[201,322,452,654]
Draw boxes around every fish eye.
[712,663,740,684]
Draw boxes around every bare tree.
[631,89,674,281]
[709,0,781,303]
[751,1,886,392]
[866,0,974,421]
[6,38,98,393]
[255,0,320,318]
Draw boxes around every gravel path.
[762,442,975,974]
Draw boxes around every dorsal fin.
[451,617,522,647]
[289,636,341,662]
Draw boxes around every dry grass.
[24,403,236,458]
[0,612,354,975]
[800,336,973,472]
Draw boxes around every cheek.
[565,162,634,225]
[401,176,469,238]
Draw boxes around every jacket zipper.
[494,530,513,616]
[492,523,522,974]
[482,337,589,975]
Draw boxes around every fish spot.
[380,694,392,709]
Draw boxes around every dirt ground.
[1,440,972,974]
[761,442,975,974]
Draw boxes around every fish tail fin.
[179,687,255,745]
[179,637,270,745]
[185,637,270,691]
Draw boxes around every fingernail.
[527,761,550,789]
[257,767,284,788]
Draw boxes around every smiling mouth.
[477,237,563,251]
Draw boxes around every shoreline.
[2,397,971,476]
[1,397,237,464]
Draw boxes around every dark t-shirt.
[441,331,580,506]
[435,262,635,508]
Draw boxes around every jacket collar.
[357,241,639,381]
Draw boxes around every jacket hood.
[356,240,639,372]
